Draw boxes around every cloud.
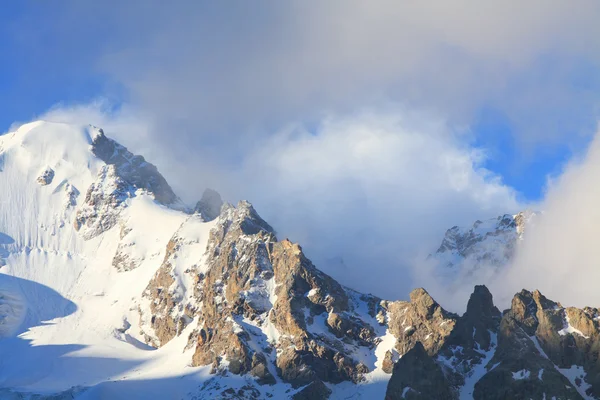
[11,2,600,153]
[237,110,522,298]
[33,103,522,300]
[83,1,600,149]
[9,1,600,303]
[417,125,600,312]
[492,126,600,308]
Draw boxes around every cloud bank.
[419,126,600,312]
[33,103,520,300]
[496,126,600,309]
[92,1,600,148]
[9,1,600,304]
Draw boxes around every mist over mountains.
[1,121,600,399]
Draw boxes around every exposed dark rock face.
[74,127,179,240]
[385,342,454,400]
[291,380,332,400]
[449,285,501,350]
[384,287,458,356]
[36,166,54,186]
[73,165,134,239]
[195,188,224,221]
[90,127,178,205]
[438,285,501,390]
[474,289,584,400]
[133,199,600,399]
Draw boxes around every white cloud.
[14,1,600,152]
[32,103,521,299]
[493,126,600,308]
[11,1,600,303]
[79,0,600,149]
[416,125,600,312]
[235,110,521,297]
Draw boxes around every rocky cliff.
[140,199,600,399]
[384,286,600,400]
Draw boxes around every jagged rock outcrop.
[447,285,501,351]
[36,166,54,185]
[195,188,224,222]
[384,288,457,356]
[140,242,184,347]
[474,289,586,399]
[137,200,379,392]
[269,239,375,386]
[74,127,179,240]
[74,165,134,239]
[438,285,501,389]
[385,342,454,400]
[189,201,278,384]
[386,285,501,400]
[382,350,396,374]
[89,126,178,205]
[139,214,210,346]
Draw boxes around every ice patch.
[557,365,593,400]
[512,369,530,380]
[374,329,398,371]
[530,335,594,400]
[458,330,497,400]
[558,313,590,339]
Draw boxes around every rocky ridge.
[384,286,600,400]
[74,126,179,240]
[138,198,600,399]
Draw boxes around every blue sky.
[0,4,90,122]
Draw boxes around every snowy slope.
[0,122,216,398]
[0,121,394,399]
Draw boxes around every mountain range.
[0,121,597,400]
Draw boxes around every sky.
[1,1,600,303]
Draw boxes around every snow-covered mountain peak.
[2,120,178,207]
[5,121,103,163]
[432,210,538,273]
[1,121,102,189]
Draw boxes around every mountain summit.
[432,211,538,275]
